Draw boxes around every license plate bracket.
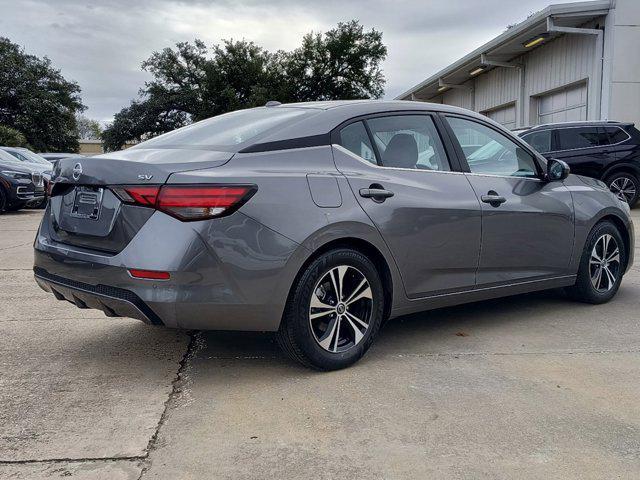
[70,186,104,220]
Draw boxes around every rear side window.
[366,115,450,171]
[605,127,630,144]
[556,127,606,150]
[338,121,377,165]
[135,107,311,150]
[521,130,552,154]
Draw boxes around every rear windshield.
[134,107,312,151]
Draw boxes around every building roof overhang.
[396,0,611,101]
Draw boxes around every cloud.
[0,0,574,122]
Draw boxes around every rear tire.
[606,171,639,207]
[565,221,626,304]
[276,248,385,370]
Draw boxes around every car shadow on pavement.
[195,288,578,368]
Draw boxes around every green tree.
[102,21,387,151]
[76,115,103,140]
[0,125,29,147]
[0,37,85,152]
[285,21,387,101]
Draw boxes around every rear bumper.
[34,267,162,325]
[34,208,305,330]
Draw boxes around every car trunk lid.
[48,148,234,253]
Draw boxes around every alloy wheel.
[589,234,621,292]
[309,265,373,353]
[609,176,637,203]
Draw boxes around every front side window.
[366,115,450,171]
[521,130,552,154]
[556,127,605,150]
[338,121,376,164]
[447,116,538,178]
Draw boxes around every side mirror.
[546,158,570,182]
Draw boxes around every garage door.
[537,83,587,124]
[483,103,516,130]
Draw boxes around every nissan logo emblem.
[72,163,82,181]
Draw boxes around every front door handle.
[481,191,506,207]
[359,187,394,202]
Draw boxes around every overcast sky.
[0,0,579,123]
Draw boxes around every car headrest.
[383,134,418,169]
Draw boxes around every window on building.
[521,130,552,154]
[447,116,538,178]
[338,121,377,165]
[556,127,607,150]
[366,115,450,171]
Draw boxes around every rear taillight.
[111,184,256,221]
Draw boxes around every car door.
[331,113,482,298]
[549,126,610,179]
[443,114,574,285]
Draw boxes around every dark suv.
[0,149,45,213]
[518,121,640,207]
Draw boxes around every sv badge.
[137,174,154,181]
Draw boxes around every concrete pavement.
[1,209,639,479]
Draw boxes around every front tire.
[0,187,6,213]
[5,202,26,212]
[565,221,626,304]
[606,171,639,207]
[277,248,385,370]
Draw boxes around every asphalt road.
[1,209,639,479]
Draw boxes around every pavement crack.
[0,242,31,252]
[0,456,145,465]
[136,330,200,479]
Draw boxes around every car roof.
[276,99,475,115]
[519,120,634,134]
[241,100,497,150]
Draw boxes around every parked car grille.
[32,172,43,187]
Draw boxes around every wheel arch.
[601,162,640,181]
[598,213,632,272]
[285,237,395,324]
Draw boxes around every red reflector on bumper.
[128,269,170,280]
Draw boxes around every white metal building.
[397,0,640,130]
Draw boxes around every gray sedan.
[34,101,634,369]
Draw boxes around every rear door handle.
[481,192,507,207]
[359,188,394,201]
